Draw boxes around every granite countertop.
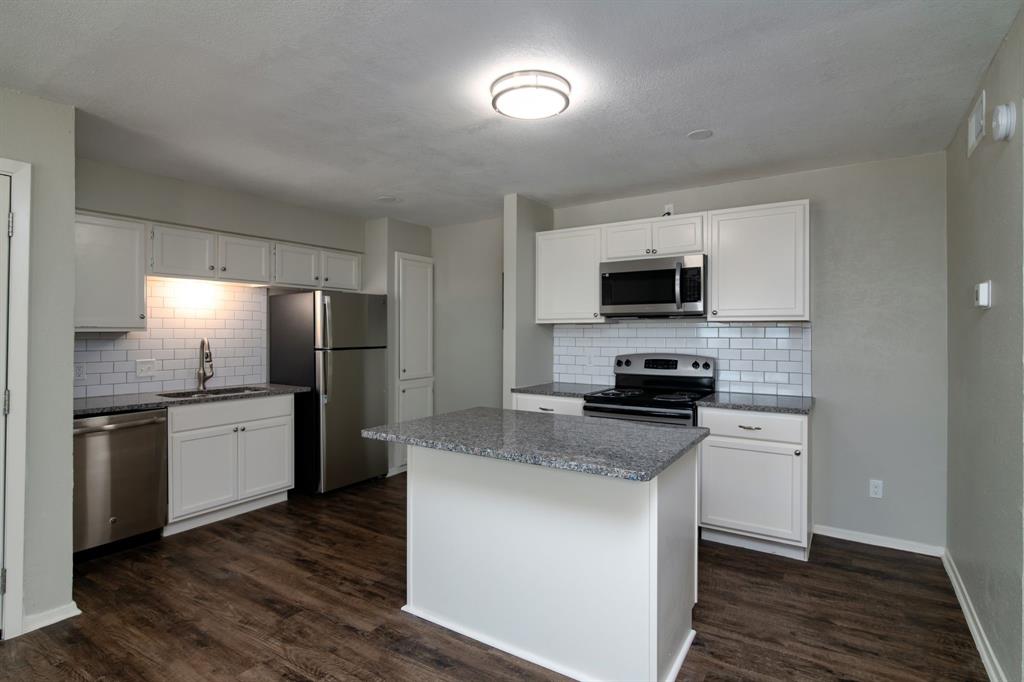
[362,406,708,482]
[73,383,310,418]
[696,392,815,415]
[511,382,611,398]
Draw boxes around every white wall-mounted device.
[974,280,992,309]
[967,90,986,157]
[992,102,1016,141]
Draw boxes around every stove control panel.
[612,353,714,378]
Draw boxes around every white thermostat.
[975,281,992,309]
[993,102,1016,141]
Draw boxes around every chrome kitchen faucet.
[197,337,215,391]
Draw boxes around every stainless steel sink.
[157,387,270,399]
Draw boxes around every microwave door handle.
[674,261,682,310]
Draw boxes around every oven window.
[601,267,703,306]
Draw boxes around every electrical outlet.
[74,363,86,381]
[869,479,884,499]
[135,358,157,378]
[664,203,674,215]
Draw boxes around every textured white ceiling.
[1,0,1019,225]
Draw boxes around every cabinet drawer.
[169,395,293,433]
[512,393,584,416]
[700,407,804,444]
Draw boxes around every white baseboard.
[662,629,696,682]
[943,551,1007,682]
[813,524,945,557]
[702,527,810,561]
[21,601,80,634]
[163,491,288,537]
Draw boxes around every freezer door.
[315,291,387,349]
[318,348,388,491]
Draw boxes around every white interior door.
[0,174,10,622]
[397,253,434,380]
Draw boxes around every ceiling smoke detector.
[687,129,713,140]
[491,70,571,120]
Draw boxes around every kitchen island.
[362,407,708,682]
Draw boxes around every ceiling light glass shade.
[491,70,571,119]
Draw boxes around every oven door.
[600,254,706,317]
[583,403,694,426]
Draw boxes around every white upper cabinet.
[321,250,362,291]
[274,243,321,287]
[652,213,704,255]
[74,214,148,331]
[397,253,434,380]
[536,228,603,323]
[602,221,652,259]
[151,224,218,278]
[217,235,271,283]
[708,200,809,321]
[601,213,705,261]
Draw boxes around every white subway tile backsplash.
[552,320,812,396]
[75,280,267,396]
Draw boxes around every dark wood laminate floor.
[0,474,984,681]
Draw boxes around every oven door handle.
[674,261,682,310]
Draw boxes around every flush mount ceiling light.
[491,70,571,120]
[687,129,713,140]
[375,195,401,204]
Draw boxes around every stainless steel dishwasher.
[73,409,168,552]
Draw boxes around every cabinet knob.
[794,450,801,457]
[402,368,407,373]
[208,265,215,271]
[593,312,599,318]
[313,275,320,280]
[138,313,146,320]
[401,389,406,394]
[220,266,227,272]
[109,516,118,525]
[324,277,329,282]
[240,426,246,432]
[711,310,718,316]
[233,426,239,432]
[652,249,657,254]
[645,249,651,254]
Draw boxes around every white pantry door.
[396,253,434,381]
[0,174,10,622]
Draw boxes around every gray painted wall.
[0,88,76,616]
[501,194,553,407]
[432,218,502,413]
[555,153,949,548]
[946,10,1024,680]
[76,157,365,251]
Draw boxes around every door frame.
[0,158,32,639]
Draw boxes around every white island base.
[404,445,699,682]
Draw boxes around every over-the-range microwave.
[599,254,707,318]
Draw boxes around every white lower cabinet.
[699,407,810,559]
[394,378,434,472]
[511,393,584,416]
[167,396,294,532]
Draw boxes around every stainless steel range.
[583,353,715,426]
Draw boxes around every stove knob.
[624,359,632,367]
[702,362,711,370]
[616,360,623,367]
[691,361,700,369]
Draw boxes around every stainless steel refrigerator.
[269,290,388,493]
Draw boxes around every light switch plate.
[74,363,86,381]
[975,280,992,309]
[135,358,157,378]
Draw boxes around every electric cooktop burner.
[596,388,644,398]
[652,392,702,402]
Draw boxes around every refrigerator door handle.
[323,352,332,404]
[323,294,334,349]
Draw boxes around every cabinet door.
[218,235,271,283]
[397,253,434,380]
[151,224,217,278]
[652,213,704,255]
[274,243,321,287]
[700,436,804,542]
[237,416,293,499]
[169,425,238,520]
[536,228,602,323]
[321,250,362,291]
[74,214,147,330]
[709,200,809,321]
[399,378,434,421]
[602,221,652,260]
